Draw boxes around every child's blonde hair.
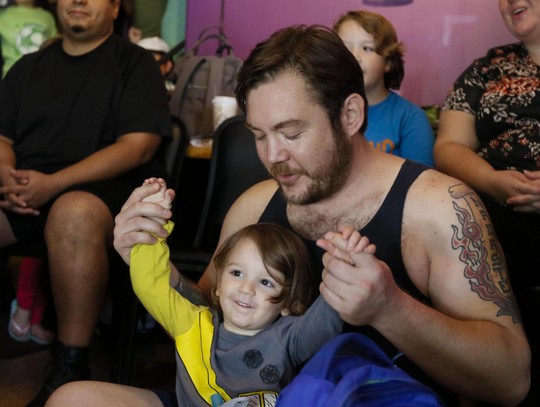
[211,223,316,316]
[334,10,405,90]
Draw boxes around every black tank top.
[258,160,458,404]
[258,159,429,304]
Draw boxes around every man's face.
[57,0,119,40]
[246,72,353,206]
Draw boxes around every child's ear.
[384,59,391,73]
[281,308,290,317]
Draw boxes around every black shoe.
[26,343,91,407]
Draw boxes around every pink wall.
[186,0,516,107]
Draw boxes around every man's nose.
[265,137,289,164]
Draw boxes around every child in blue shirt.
[334,10,434,167]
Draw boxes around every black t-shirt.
[0,34,172,174]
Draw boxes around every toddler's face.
[337,20,388,94]
[216,238,289,336]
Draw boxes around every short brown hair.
[235,24,368,135]
[334,10,405,90]
[211,223,316,316]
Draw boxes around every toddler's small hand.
[142,178,174,225]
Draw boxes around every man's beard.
[270,126,353,206]
[70,25,85,33]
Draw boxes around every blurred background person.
[435,1,540,403]
[0,0,58,78]
[334,10,434,167]
[137,36,174,79]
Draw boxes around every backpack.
[276,333,446,407]
[168,34,243,139]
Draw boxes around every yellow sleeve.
[130,221,208,338]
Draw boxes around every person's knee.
[46,381,91,406]
[45,192,113,248]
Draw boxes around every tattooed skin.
[449,184,521,324]
[173,274,208,307]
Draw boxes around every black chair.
[0,114,189,385]
[169,115,269,276]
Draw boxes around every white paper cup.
[212,96,238,130]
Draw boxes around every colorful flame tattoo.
[449,184,520,323]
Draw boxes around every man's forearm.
[375,293,530,407]
[169,262,209,306]
[0,136,16,184]
[50,133,161,192]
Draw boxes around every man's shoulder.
[405,168,476,223]
[409,168,464,201]
[230,180,278,216]
[4,40,57,76]
[105,34,150,61]
[222,180,278,231]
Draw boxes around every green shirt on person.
[0,6,58,78]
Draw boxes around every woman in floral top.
[435,1,540,290]
[435,4,540,401]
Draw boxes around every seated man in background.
[0,0,171,406]
[113,25,531,407]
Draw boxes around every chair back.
[193,115,269,249]
[164,115,189,191]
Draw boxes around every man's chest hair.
[286,193,384,241]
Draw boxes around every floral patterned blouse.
[443,43,540,172]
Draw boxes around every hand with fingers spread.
[113,179,175,265]
[316,226,399,327]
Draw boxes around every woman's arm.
[434,110,540,203]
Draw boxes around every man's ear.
[112,0,121,20]
[281,308,290,317]
[341,93,365,137]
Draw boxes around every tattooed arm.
[168,262,208,306]
[319,174,530,407]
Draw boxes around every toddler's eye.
[260,279,273,287]
[231,269,242,277]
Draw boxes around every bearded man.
[108,25,530,407]
[0,1,171,405]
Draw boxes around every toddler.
[131,178,376,407]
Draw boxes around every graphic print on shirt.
[238,391,278,407]
[449,184,520,323]
[16,24,47,54]
[369,139,395,154]
[243,349,264,369]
